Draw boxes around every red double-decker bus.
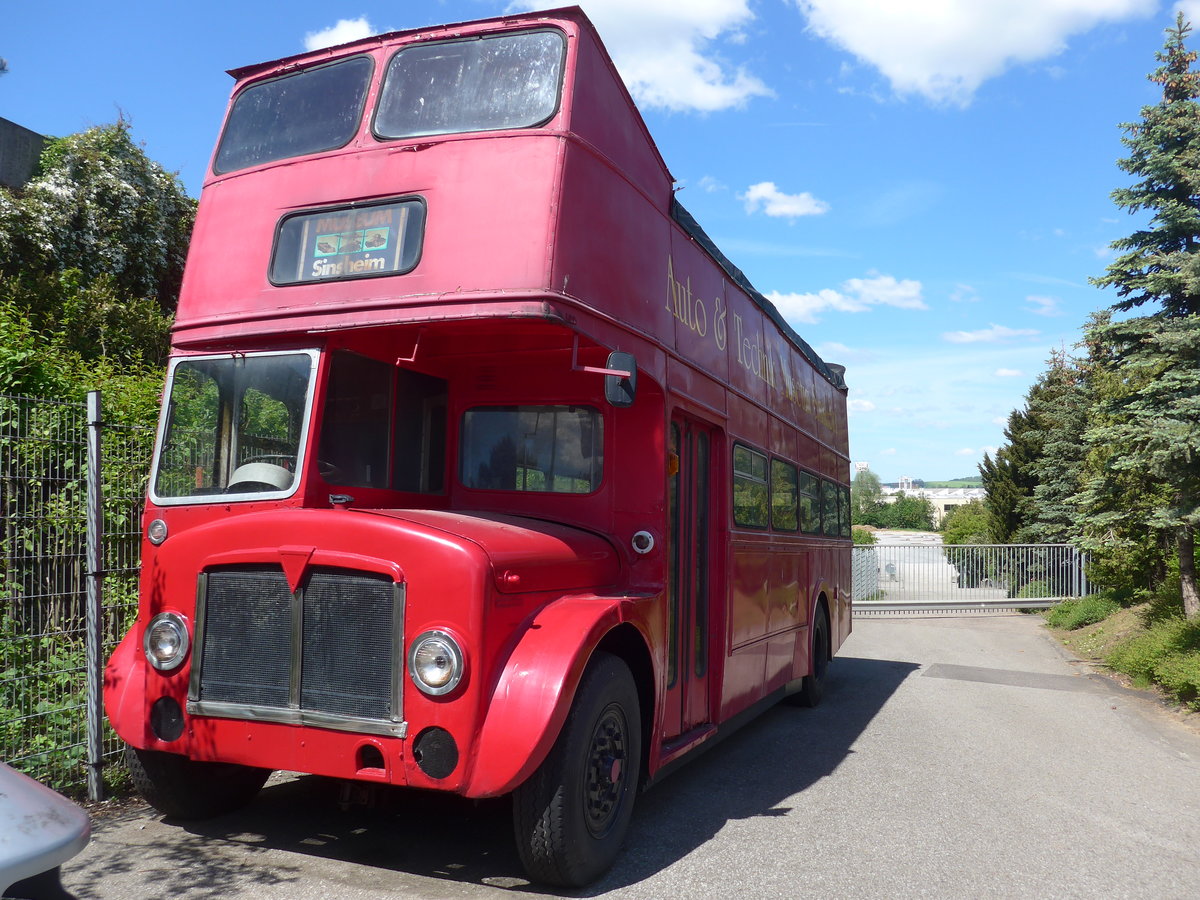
[105,6,851,886]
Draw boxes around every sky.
[2,0,1195,482]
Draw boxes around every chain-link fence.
[0,392,152,797]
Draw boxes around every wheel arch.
[464,596,651,798]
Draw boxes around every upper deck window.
[374,30,564,139]
[215,56,372,174]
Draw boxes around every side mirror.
[604,352,637,408]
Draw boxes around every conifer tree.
[1088,14,1200,619]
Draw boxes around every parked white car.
[0,763,90,899]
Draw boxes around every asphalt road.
[64,614,1200,899]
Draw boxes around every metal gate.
[853,542,1089,614]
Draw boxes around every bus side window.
[394,369,448,493]
[770,459,799,532]
[821,479,840,536]
[798,471,821,534]
[732,444,768,529]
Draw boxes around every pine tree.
[1025,350,1090,544]
[1088,14,1200,619]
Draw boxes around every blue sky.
[2,1,1193,482]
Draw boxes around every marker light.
[147,518,168,545]
[408,630,464,696]
[144,613,189,671]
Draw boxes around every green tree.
[851,468,883,525]
[1024,350,1091,544]
[877,491,935,531]
[942,499,990,545]
[979,402,1040,543]
[0,121,191,390]
[1087,15,1200,619]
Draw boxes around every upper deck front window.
[215,56,373,174]
[151,351,317,503]
[374,30,565,139]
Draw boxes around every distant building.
[0,117,46,189]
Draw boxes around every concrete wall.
[0,117,46,189]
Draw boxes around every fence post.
[85,390,105,802]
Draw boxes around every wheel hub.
[583,705,627,837]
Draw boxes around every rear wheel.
[126,746,270,819]
[793,605,830,708]
[512,651,641,888]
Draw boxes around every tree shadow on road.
[72,654,915,898]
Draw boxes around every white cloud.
[698,175,726,193]
[1177,2,1200,25]
[795,0,1155,106]
[950,284,981,304]
[517,1,772,111]
[955,447,976,456]
[769,273,926,324]
[942,323,1040,344]
[1026,295,1063,316]
[741,182,830,218]
[994,368,1024,377]
[304,17,375,51]
[992,416,1009,426]
[881,448,897,456]
[849,398,876,413]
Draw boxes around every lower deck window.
[460,405,602,493]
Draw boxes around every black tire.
[794,605,830,708]
[126,746,270,819]
[512,651,641,888]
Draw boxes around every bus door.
[665,416,716,738]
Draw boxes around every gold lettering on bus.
[667,254,801,393]
[665,257,707,338]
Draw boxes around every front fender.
[103,628,147,747]
[464,595,631,797]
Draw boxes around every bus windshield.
[374,30,564,139]
[152,352,317,502]
[215,56,373,173]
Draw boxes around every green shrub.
[1045,595,1119,630]
[1017,579,1051,599]
[1107,618,1200,708]
[852,527,877,545]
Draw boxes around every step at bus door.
[665,417,715,738]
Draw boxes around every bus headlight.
[408,630,464,696]
[144,613,190,671]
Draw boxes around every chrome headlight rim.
[144,612,190,672]
[407,629,465,696]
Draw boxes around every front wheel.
[126,746,270,819]
[512,651,641,888]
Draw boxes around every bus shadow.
[133,655,914,897]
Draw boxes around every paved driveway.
[64,614,1200,899]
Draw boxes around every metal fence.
[854,542,1090,613]
[0,391,152,798]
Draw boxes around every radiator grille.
[199,566,292,707]
[194,565,401,731]
[301,569,396,719]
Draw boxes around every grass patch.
[1044,595,1120,630]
